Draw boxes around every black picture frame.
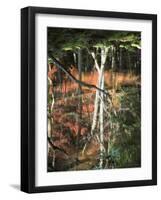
[21,6,157,193]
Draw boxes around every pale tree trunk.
[82,74,100,154]
[90,78,100,136]
[82,48,108,159]
[111,45,117,91]
[47,76,54,141]
[99,47,107,168]
[99,74,104,168]
[48,117,55,168]
[90,50,100,136]
[73,52,77,66]
[48,77,55,113]
[47,75,55,169]
[48,117,52,138]
[82,50,100,154]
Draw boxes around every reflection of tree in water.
[47,28,141,172]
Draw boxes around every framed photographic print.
[21,6,157,193]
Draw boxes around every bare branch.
[48,137,68,155]
[48,53,108,95]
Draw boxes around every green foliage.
[48,27,141,57]
[108,87,141,168]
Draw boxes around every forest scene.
[47,27,141,172]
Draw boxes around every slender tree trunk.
[48,68,55,168]
[48,77,55,113]
[80,48,108,157]
[73,52,77,66]
[111,45,117,90]
[47,76,55,169]
[90,50,100,136]
[90,80,100,136]
[78,49,82,92]
[82,50,100,154]
[99,47,107,168]
[119,47,122,71]
[128,52,131,73]
[48,116,55,169]
[48,117,52,138]
[99,74,104,168]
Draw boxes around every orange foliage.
[48,64,140,95]
[48,64,140,146]
[82,103,94,113]
[48,63,58,81]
